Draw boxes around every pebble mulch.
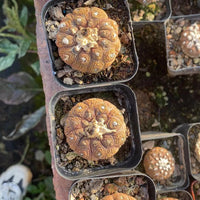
[166,18,200,71]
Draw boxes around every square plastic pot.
[173,123,200,181]
[69,173,156,200]
[137,132,190,192]
[190,180,200,200]
[157,189,193,200]
[165,14,200,76]
[41,0,138,90]
[129,0,172,24]
[49,84,142,180]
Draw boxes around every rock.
[138,10,145,18]
[106,4,114,9]
[142,140,155,151]
[63,77,73,85]
[45,20,59,40]
[56,128,64,140]
[73,71,83,78]
[55,58,65,70]
[104,183,118,194]
[66,152,78,161]
[121,33,130,44]
[175,27,182,34]
[48,6,64,21]
[74,78,84,84]
[91,194,99,200]
[90,180,103,194]
[133,15,142,22]
[84,0,96,6]
[57,70,68,78]
[113,177,128,186]
[193,58,200,64]
[146,13,155,21]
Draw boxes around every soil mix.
[157,190,192,200]
[70,175,153,200]
[129,0,167,22]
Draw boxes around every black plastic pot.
[49,84,142,180]
[165,14,200,76]
[138,132,190,192]
[157,189,193,200]
[129,0,172,24]
[173,123,200,182]
[41,0,139,89]
[69,173,156,200]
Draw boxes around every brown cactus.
[64,98,128,161]
[102,193,137,200]
[180,23,200,58]
[56,7,121,74]
[143,147,175,181]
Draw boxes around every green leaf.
[27,185,40,194]
[0,71,41,105]
[0,53,16,71]
[44,177,54,194]
[24,197,32,200]
[38,182,46,191]
[3,0,28,37]
[3,106,45,141]
[44,177,55,199]
[18,39,31,58]
[0,39,18,53]
[20,5,28,27]
[31,61,40,75]
[0,39,18,71]
[44,150,52,165]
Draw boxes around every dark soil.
[188,124,200,175]
[70,175,154,200]
[129,22,200,133]
[54,90,137,176]
[45,0,137,86]
[134,89,156,131]
[157,190,192,200]
[136,135,187,191]
[171,0,200,16]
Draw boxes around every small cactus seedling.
[180,23,200,58]
[143,147,175,181]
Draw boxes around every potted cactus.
[49,84,142,179]
[42,0,138,88]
